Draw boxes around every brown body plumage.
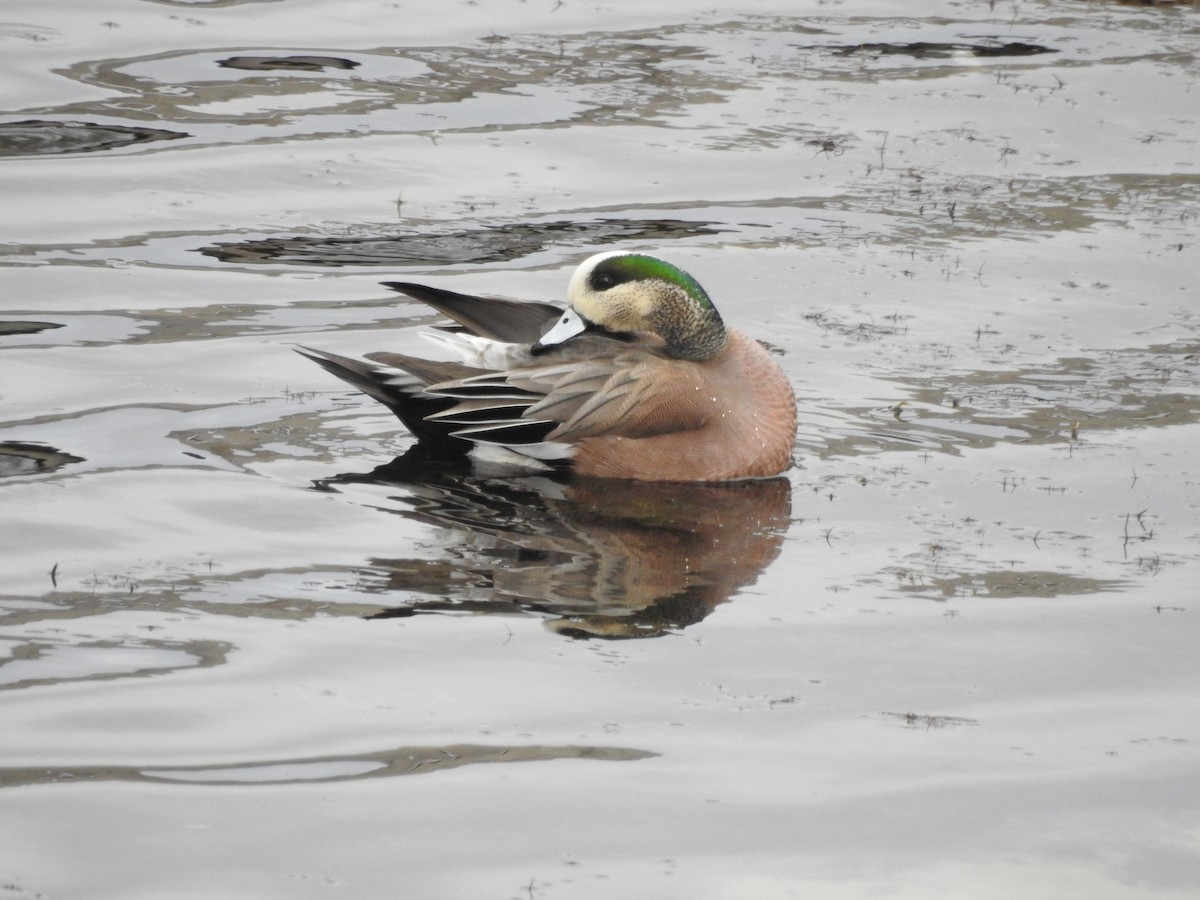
[299,251,797,482]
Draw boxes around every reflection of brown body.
[332,460,792,638]
[542,477,793,637]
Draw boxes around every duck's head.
[532,251,727,362]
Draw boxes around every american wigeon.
[298,251,796,481]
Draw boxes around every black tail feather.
[295,346,468,453]
[381,282,561,344]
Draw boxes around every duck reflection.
[315,448,792,639]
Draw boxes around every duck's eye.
[593,272,616,290]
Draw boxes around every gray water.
[2,1,1198,897]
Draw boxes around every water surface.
[2,1,1198,897]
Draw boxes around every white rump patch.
[467,439,575,471]
[420,330,530,370]
[467,443,553,474]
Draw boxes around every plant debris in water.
[0,120,188,157]
[199,218,725,267]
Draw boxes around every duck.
[297,251,796,482]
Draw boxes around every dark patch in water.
[0,320,64,336]
[216,55,361,72]
[0,442,84,478]
[199,218,725,267]
[831,41,1058,59]
[0,120,189,157]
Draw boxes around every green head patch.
[588,254,716,311]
